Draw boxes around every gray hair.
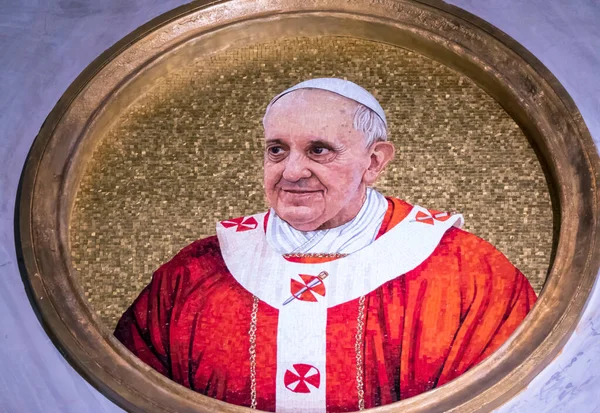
[353,104,388,147]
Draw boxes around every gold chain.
[282,252,347,259]
[249,296,259,409]
[355,295,366,410]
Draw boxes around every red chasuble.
[114,198,536,412]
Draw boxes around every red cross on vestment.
[290,274,326,302]
[415,209,452,225]
[284,364,321,393]
[220,216,258,232]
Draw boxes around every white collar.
[265,187,389,255]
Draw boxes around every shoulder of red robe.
[141,214,263,279]
[152,235,225,279]
[383,198,504,261]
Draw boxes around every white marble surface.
[0,0,598,412]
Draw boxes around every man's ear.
[363,141,395,185]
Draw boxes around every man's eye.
[311,147,330,155]
[268,146,284,155]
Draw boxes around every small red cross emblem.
[415,209,452,225]
[284,364,320,393]
[220,216,258,232]
[290,274,326,302]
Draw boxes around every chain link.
[282,252,347,259]
[249,296,259,409]
[355,295,366,410]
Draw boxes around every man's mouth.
[282,189,320,194]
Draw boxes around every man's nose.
[281,152,312,182]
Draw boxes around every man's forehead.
[263,94,363,145]
[264,135,339,146]
[264,89,358,129]
[263,89,365,146]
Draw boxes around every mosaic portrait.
[70,37,552,412]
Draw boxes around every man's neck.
[315,186,368,230]
[266,188,389,255]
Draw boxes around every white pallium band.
[217,206,464,412]
[276,284,327,412]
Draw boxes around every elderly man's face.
[263,89,382,231]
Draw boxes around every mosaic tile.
[70,37,554,328]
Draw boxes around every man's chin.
[276,207,324,231]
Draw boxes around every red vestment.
[114,198,536,411]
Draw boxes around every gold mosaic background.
[70,37,554,328]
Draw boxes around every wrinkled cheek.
[263,185,277,207]
[263,166,280,195]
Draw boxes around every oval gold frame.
[16,0,600,412]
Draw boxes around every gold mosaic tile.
[70,37,554,328]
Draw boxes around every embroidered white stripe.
[217,205,464,412]
[276,288,327,412]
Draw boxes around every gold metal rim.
[16,1,600,412]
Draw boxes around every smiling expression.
[263,89,381,231]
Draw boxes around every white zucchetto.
[265,77,387,126]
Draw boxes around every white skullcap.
[265,77,387,126]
